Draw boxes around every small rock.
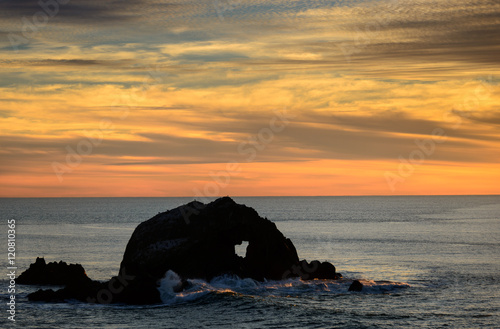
[17,257,91,286]
[348,280,363,292]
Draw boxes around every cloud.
[3,106,498,174]
[0,110,13,118]
[0,59,105,67]
[1,0,499,196]
[1,0,498,79]
[281,122,498,163]
[454,110,500,126]
[0,0,147,23]
[306,111,500,142]
[326,0,500,68]
[0,0,201,47]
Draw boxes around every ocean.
[1,196,499,328]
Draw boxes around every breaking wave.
[158,270,410,305]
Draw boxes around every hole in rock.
[234,241,249,258]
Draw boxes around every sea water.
[1,196,499,328]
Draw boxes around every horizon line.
[2,194,499,199]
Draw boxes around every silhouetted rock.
[28,280,105,303]
[17,257,92,286]
[23,197,341,304]
[104,272,161,305]
[28,288,62,302]
[119,197,304,283]
[294,260,342,280]
[26,263,161,305]
[348,280,363,292]
[119,197,340,288]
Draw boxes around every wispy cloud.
[1,0,499,196]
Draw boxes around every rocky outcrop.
[23,261,161,304]
[294,260,341,280]
[22,197,342,304]
[17,257,92,286]
[119,197,339,284]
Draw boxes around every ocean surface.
[1,196,499,328]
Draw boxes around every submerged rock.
[348,280,363,292]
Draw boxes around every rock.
[348,280,363,292]
[26,264,161,305]
[24,197,341,305]
[28,288,62,302]
[20,258,107,303]
[282,260,342,280]
[105,273,161,305]
[17,257,92,286]
[296,260,342,280]
[119,197,341,289]
[28,280,105,303]
[119,197,305,283]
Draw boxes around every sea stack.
[119,197,340,284]
[23,197,341,304]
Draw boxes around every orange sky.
[1,0,499,197]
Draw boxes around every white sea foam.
[157,271,410,305]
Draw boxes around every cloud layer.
[1,0,499,196]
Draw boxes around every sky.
[0,0,499,197]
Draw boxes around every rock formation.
[22,197,342,304]
[17,257,91,286]
[119,197,340,284]
[19,259,162,304]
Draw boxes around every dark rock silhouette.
[17,257,91,286]
[27,280,105,303]
[348,280,364,292]
[17,257,117,304]
[23,262,161,304]
[295,260,341,280]
[22,197,341,304]
[119,197,339,284]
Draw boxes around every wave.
[158,270,410,305]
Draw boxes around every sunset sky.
[1,0,499,197]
